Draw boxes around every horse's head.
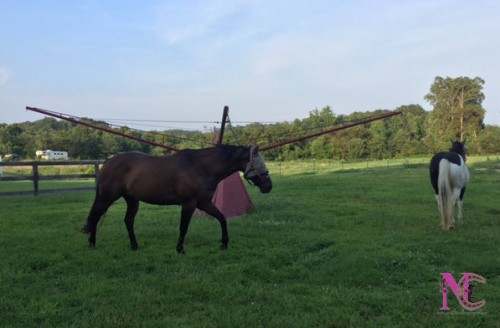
[244,145,272,193]
[450,139,467,162]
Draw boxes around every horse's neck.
[452,151,465,163]
[450,145,464,158]
[206,149,248,180]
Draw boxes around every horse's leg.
[435,194,441,218]
[82,196,113,248]
[197,201,228,250]
[176,201,196,254]
[458,186,466,222]
[451,188,462,225]
[124,197,140,250]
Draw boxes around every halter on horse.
[429,140,469,230]
[82,145,272,253]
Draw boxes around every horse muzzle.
[257,176,273,194]
[244,169,272,193]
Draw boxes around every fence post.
[33,163,39,196]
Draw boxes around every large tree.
[424,76,485,150]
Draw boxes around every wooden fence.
[0,161,103,196]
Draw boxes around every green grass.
[0,179,96,193]
[1,160,499,327]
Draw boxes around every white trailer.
[35,150,68,160]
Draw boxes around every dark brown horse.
[81,145,272,253]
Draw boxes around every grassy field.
[1,159,499,327]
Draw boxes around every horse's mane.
[181,145,246,155]
[173,145,248,163]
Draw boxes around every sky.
[1,0,499,131]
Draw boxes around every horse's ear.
[462,138,467,145]
[252,145,259,154]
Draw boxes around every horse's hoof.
[220,244,228,251]
[176,246,185,254]
[131,245,139,251]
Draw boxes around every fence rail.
[266,155,500,176]
[0,160,103,196]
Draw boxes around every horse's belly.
[125,176,203,206]
[140,193,181,205]
[130,189,180,205]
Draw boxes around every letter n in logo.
[440,272,486,311]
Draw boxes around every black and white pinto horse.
[429,140,469,230]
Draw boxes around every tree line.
[1,76,499,161]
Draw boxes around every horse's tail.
[438,159,453,230]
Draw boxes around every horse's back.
[98,151,211,205]
[101,152,154,177]
[431,152,462,170]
